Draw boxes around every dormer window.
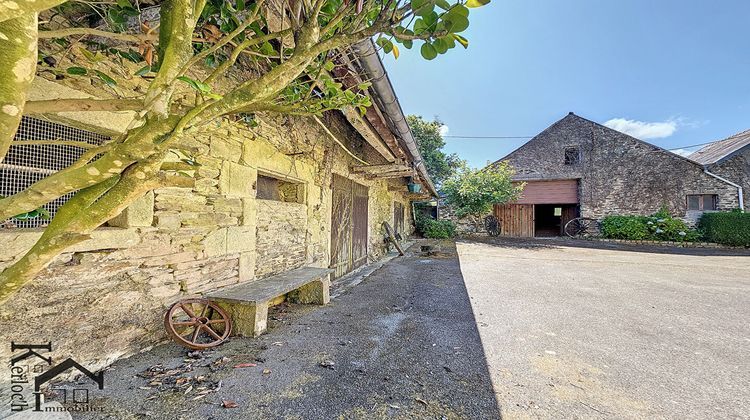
[564,147,580,165]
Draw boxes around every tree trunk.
[0,13,37,163]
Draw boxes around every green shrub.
[601,215,651,240]
[601,208,699,242]
[698,210,750,247]
[415,213,456,239]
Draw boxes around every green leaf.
[413,19,428,34]
[466,0,491,8]
[66,66,88,75]
[435,0,451,10]
[443,12,469,33]
[403,39,413,49]
[421,42,438,60]
[116,0,133,8]
[94,70,117,87]
[116,48,143,63]
[357,81,372,90]
[376,37,393,54]
[79,47,97,62]
[433,37,449,54]
[177,75,212,94]
[323,60,335,71]
[452,33,469,48]
[135,65,151,76]
[449,4,470,17]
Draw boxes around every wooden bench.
[207,267,332,337]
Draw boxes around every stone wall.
[499,113,741,221]
[706,147,750,210]
[255,200,308,278]
[0,79,417,397]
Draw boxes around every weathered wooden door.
[494,203,535,237]
[393,202,404,238]
[560,205,579,235]
[330,175,369,279]
[351,181,369,271]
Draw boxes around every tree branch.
[0,0,66,23]
[0,13,38,163]
[38,28,157,43]
[24,98,144,114]
[143,0,200,118]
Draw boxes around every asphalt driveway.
[69,241,499,419]
[457,238,750,419]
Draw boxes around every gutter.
[703,169,744,211]
[351,40,438,198]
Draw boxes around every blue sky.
[383,0,750,168]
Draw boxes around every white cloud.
[670,148,695,157]
[439,124,449,137]
[604,118,677,140]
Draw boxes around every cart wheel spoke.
[202,324,222,340]
[164,299,232,350]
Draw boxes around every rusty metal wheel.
[164,299,232,350]
[564,217,601,238]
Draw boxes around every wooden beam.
[340,106,396,163]
[365,170,416,179]
[351,164,411,175]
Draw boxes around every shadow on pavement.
[463,235,750,257]
[71,240,501,419]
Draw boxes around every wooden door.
[330,175,369,279]
[560,205,579,235]
[393,202,404,238]
[352,181,369,271]
[494,204,535,237]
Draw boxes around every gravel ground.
[69,240,499,420]
[457,237,750,420]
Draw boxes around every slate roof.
[689,129,750,165]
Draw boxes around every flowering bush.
[601,208,700,242]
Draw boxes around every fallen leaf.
[222,400,239,408]
[233,363,257,368]
[262,369,271,375]
[415,398,428,406]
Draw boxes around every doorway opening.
[534,204,578,237]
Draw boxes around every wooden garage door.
[494,204,535,237]
[515,180,578,204]
[330,175,369,279]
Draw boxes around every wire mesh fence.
[0,116,110,228]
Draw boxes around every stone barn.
[482,113,746,237]
[0,41,435,379]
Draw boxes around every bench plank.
[207,266,332,337]
[208,267,332,304]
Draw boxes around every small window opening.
[256,174,305,203]
[564,147,580,165]
[686,194,717,211]
[553,207,562,217]
[1,116,109,228]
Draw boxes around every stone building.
[688,129,749,211]
[454,113,746,237]
[0,41,434,381]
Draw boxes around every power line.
[443,135,533,139]
[665,140,715,151]
[442,134,715,151]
